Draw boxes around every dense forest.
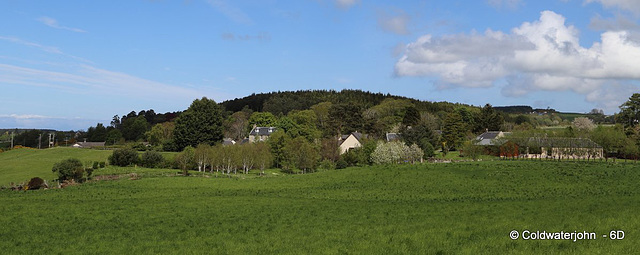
[221,89,465,115]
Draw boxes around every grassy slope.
[1,161,639,254]
[0,148,179,185]
[0,147,112,184]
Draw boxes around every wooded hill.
[221,89,469,115]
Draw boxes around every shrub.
[85,168,94,179]
[175,146,196,175]
[371,141,423,164]
[99,162,106,168]
[132,143,150,151]
[52,158,84,181]
[109,148,140,167]
[420,140,435,158]
[317,159,336,171]
[141,151,165,168]
[92,161,99,170]
[27,177,46,190]
[336,158,348,169]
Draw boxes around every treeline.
[221,89,465,115]
[84,110,181,144]
[1,129,76,149]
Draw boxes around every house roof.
[222,138,236,145]
[249,127,277,136]
[73,142,105,148]
[524,137,602,148]
[339,132,364,145]
[477,131,502,140]
[476,131,504,145]
[386,133,401,142]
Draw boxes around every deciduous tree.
[173,97,224,150]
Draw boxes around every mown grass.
[1,160,638,254]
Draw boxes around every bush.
[141,151,165,168]
[317,159,336,171]
[109,148,140,167]
[420,140,435,158]
[336,158,348,169]
[52,158,84,181]
[92,161,99,170]
[85,168,94,178]
[99,162,106,168]
[27,177,46,190]
[132,143,150,151]
[371,141,423,164]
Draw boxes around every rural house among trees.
[248,126,277,143]
[339,132,364,154]
[476,131,509,146]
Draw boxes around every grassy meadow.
[1,148,639,253]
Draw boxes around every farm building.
[339,132,364,154]
[72,141,105,149]
[504,137,603,160]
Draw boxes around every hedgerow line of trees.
[11,90,640,179]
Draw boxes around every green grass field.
[1,149,639,253]
[0,147,112,184]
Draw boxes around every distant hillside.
[221,89,470,115]
[494,106,534,114]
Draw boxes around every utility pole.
[10,132,14,149]
[48,133,55,148]
[38,133,42,149]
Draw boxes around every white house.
[339,132,363,154]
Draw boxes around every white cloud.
[335,0,360,9]
[0,36,62,54]
[37,16,86,33]
[585,0,640,14]
[206,0,253,25]
[586,82,639,112]
[0,63,202,101]
[377,10,411,35]
[487,0,522,9]
[0,114,50,120]
[590,14,640,31]
[395,10,640,112]
[0,114,98,130]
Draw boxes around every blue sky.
[2,0,640,130]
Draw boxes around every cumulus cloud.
[585,0,640,14]
[395,10,640,112]
[586,82,639,111]
[590,14,640,31]
[37,16,86,33]
[377,10,411,35]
